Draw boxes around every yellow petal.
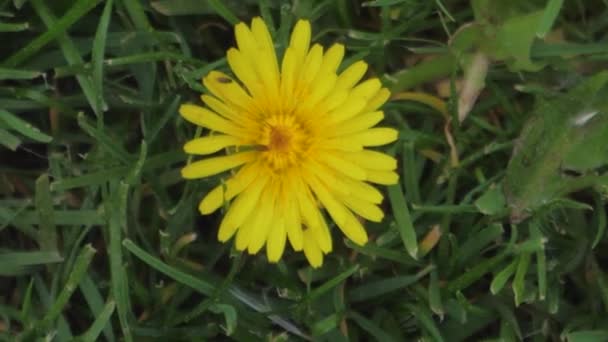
[226,48,263,97]
[320,89,349,113]
[311,211,332,253]
[183,135,240,155]
[316,152,367,180]
[363,88,391,112]
[303,160,350,197]
[266,217,287,262]
[217,175,268,241]
[295,170,332,253]
[307,175,368,245]
[346,128,399,147]
[301,44,323,85]
[342,178,383,204]
[251,17,280,92]
[343,150,397,171]
[198,162,259,214]
[335,61,368,91]
[199,184,226,215]
[303,229,323,268]
[305,175,347,226]
[200,94,237,121]
[247,183,276,254]
[283,184,303,251]
[203,71,256,112]
[366,170,399,185]
[326,97,367,123]
[339,195,384,222]
[350,78,382,100]
[289,20,311,66]
[321,137,362,152]
[293,176,322,231]
[341,213,369,245]
[316,44,345,77]
[234,22,257,55]
[181,151,256,179]
[281,47,297,98]
[179,104,243,136]
[330,111,384,136]
[235,215,255,251]
[304,74,337,109]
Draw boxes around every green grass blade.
[349,311,398,342]
[2,0,101,67]
[39,244,96,332]
[388,184,418,258]
[306,264,359,302]
[108,189,133,342]
[122,238,215,295]
[0,67,41,80]
[79,299,116,342]
[490,259,517,295]
[30,0,102,116]
[0,109,52,143]
[35,174,56,252]
[406,303,445,342]
[0,21,29,32]
[0,127,21,150]
[91,0,113,115]
[349,265,433,302]
[80,274,116,342]
[512,253,531,306]
[0,251,63,276]
[536,0,564,38]
[77,112,131,164]
[207,0,239,25]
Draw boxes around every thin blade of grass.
[91,0,113,115]
[0,67,41,80]
[536,0,564,38]
[35,174,56,252]
[39,245,96,332]
[79,299,116,342]
[30,0,101,115]
[388,184,418,258]
[0,109,52,143]
[1,0,101,67]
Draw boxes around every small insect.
[217,77,232,84]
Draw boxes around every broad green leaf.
[490,11,545,71]
[505,72,608,222]
[474,184,506,215]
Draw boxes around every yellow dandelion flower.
[180,17,399,267]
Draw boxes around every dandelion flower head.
[180,17,399,267]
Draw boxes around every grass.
[2,0,608,341]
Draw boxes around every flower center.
[269,126,291,152]
[259,114,307,170]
